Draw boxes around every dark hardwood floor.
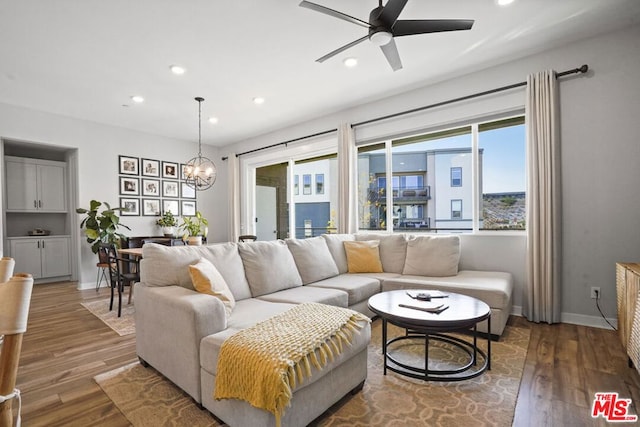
[7,281,640,426]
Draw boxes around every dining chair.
[0,273,34,427]
[98,243,139,317]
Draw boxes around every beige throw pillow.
[402,235,460,277]
[188,258,236,316]
[343,240,384,273]
[286,237,339,284]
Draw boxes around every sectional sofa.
[134,233,513,427]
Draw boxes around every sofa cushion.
[238,240,303,297]
[286,237,339,285]
[140,243,252,300]
[305,274,380,306]
[188,258,236,316]
[403,235,460,277]
[344,241,383,273]
[355,234,407,273]
[381,270,513,309]
[256,286,349,308]
[321,234,355,274]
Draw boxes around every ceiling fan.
[299,0,474,71]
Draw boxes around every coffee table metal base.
[382,317,491,382]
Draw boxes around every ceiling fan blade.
[380,38,403,71]
[299,1,370,29]
[392,19,474,36]
[316,34,370,63]
[378,0,408,27]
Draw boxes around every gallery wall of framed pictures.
[118,155,196,217]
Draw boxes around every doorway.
[255,162,289,240]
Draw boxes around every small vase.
[187,236,202,246]
[161,226,175,237]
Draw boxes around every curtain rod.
[221,64,588,161]
[221,128,338,160]
[351,64,589,128]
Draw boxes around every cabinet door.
[5,160,38,211]
[10,239,43,279]
[38,164,66,212]
[41,237,71,277]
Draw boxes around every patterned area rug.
[81,298,135,336]
[94,320,529,426]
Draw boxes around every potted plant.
[76,200,130,253]
[179,211,208,246]
[156,211,178,237]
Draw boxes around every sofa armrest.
[135,282,227,402]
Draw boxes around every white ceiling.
[1,0,639,147]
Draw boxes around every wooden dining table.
[117,247,144,258]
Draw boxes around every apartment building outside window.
[357,115,525,233]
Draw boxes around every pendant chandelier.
[184,97,217,191]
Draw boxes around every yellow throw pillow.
[343,240,384,273]
[188,258,235,316]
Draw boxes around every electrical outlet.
[591,287,601,299]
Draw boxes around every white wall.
[222,24,640,326]
[0,103,227,288]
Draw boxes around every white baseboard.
[511,304,618,330]
[77,281,101,290]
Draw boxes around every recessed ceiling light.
[343,57,358,68]
[496,0,515,5]
[131,95,144,103]
[170,65,186,75]
[253,97,265,105]
[208,117,219,124]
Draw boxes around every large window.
[356,115,525,233]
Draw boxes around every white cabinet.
[9,236,71,280]
[5,156,66,212]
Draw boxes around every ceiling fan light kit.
[300,0,474,71]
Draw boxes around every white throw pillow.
[286,237,339,284]
[402,235,460,277]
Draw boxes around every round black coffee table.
[368,290,491,381]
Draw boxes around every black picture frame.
[162,161,179,179]
[180,163,189,180]
[119,155,139,175]
[162,180,179,198]
[141,158,160,177]
[162,199,180,216]
[142,198,161,216]
[119,176,139,195]
[119,198,140,216]
[142,179,160,197]
[181,182,196,199]
[181,200,196,216]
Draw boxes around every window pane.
[316,174,324,194]
[293,155,337,238]
[303,174,311,195]
[358,144,386,231]
[451,199,462,219]
[294,175,299,195]
[391,126,472,232]
[479,118,526,230]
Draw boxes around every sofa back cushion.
[402,235,460,277]
[321,234,355,274]
[140,242,252,300]
[343,240,384,273]
[355,234,407,273]
[286,237,339,284]
[238,240,303,297]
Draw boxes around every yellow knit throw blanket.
[214,302,370,426]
